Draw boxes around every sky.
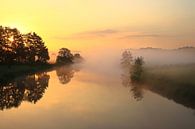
[0,0,195,51]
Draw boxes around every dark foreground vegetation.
[0,64,81,111]
[0,26,49,64]
[0,26,83,82]
[0,64,53,83]
[121,50,195,109]
[0,26,83,110]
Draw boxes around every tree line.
[121,50,144,82]
[0,26,83,65]
[0,26,49,64]
[56,48,83,64]
[121,50,144,101]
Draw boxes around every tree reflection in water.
[121,68,144,101]
[121,51,195,110]
[0,72,50,110]
[121,50,144,101]
[56,65,80,85]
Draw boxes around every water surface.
[0,51,195,129]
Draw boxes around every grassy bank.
[141,64,195,109]
[143,64,195,86]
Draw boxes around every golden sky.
[0,0,195,51]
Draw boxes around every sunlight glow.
[8,23,30,33]
[0,0,194,50]
[8,36,14,42]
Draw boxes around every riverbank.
[0,64,55,83]
[141,64,195,109]
[0,60,83,84]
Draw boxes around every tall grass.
[142,64,195,109]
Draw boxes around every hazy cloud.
[54,28,172,40]
[54,29,119,40]
[121,34,161,38]
[83,29,119,36]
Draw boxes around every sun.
[8,23,30,33]
[8,36,14,42]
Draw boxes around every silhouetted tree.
[121,50,133,69]
[121,50,134,88]
[0,26,49,64]
[130,57,144,82]
[73,53,84,63]
[74,53,81,58]
[0,26,24,64]
[22,32,50,64]
[121,51,144,101]
[56,48,74,64]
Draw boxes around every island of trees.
[121,50,144,82]
[56,48,83,64]
[121,50,195,109]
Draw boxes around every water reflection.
[121,53,195,109]
[0,72,50,110]
[121,68,144,101]
[142,68,195,110]
[56,65,80,85]
[121,50,144,101]
[0,65,81,110]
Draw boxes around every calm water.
[0,53,195,129]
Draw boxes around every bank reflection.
[0,72,50,110]
[121,50,144,101]
[0,64,81,111]
[121,69,144,101]
[56,65,80,85]
[121,50,195,109]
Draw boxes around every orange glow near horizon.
[0,0,194,51]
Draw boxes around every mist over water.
[78,45,195,75]
[131,48,195,65]
[50,45,195,89]
[1,44,195,129]
[1,0,195,128]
